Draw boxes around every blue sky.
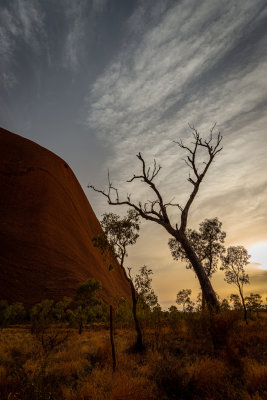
[1,0,267,307]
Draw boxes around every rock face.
[0,127,131,307]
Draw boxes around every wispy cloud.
[62,0,108,72]
[0,0,45,89]
[85,0,267,239]
[86,0,266,149]
[63,1,86,72]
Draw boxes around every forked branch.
[88,125,222,235]
[88,155,180,230]
[176,124,222,232]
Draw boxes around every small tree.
[169,218,225,309]
[89,125,223,312]
[31,299,55,332]
[30,299,68,351]
[245,293,263,318]
[3,302,26,325]
[229,294,242,310]
[96,210,140,267]
[220,298,231,311]
[176,289,194,312]
[74,279,102,334]
[75,279,102,307]
[134,265,158,310]
[53,297,72,321]
[93,210,145,352]
[221,246,250,324]
[168,305,180,329]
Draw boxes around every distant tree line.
[1,281,266,330]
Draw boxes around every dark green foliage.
[5,302,26,324]
[30,299,56,345]
[0,300,26,326]
[221,246,250,323]
[176,289,194,312]
[167,305,181,331]
[230,294,242,310]
[221,246,250,287]
[30,299,71,352]
[135,265,158,310]
[221,298,231,311]
[70,278,105,333]
[169,217,226,278]
[52,297,72,321]
[113,297,132,326]
[93,209,140,269]
[245,293,263,317]
[75,279,102,307]
[31,299,55,324]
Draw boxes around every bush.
[0,301,26,326]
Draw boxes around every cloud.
[85,0,267,173]
[85,0,267,265]
[0,0,45,89]
[63,1,87,71]
[0,0,45,52]
[62,0,109,72]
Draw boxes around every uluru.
[0,127,131,307]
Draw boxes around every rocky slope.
[0,127,131,307]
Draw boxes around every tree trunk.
[109,305,116,372]
[239,291,248,325]
[119,264,145,351]
[178,233,220,313]
[201,290,206,312]
[129,280,145,351]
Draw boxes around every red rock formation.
[0,127,131,307]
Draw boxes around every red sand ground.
[0,127,131,307]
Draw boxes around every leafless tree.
[89,125,222,312]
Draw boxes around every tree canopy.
[169,217,226,278]
[221,246,250,323]
[93,209,140,270]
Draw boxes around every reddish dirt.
[0,127,131,307]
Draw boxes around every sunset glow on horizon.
[249,242,267,270]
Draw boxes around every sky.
[1,0,267,308]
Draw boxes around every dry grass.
[0,314,266,400]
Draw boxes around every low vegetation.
[0,294,267,400]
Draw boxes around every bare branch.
[88,175,163,226]
[89,124,222,239]
[178,124,223,232]
[127,267,133,281]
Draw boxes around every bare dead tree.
[89,125,223,312]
